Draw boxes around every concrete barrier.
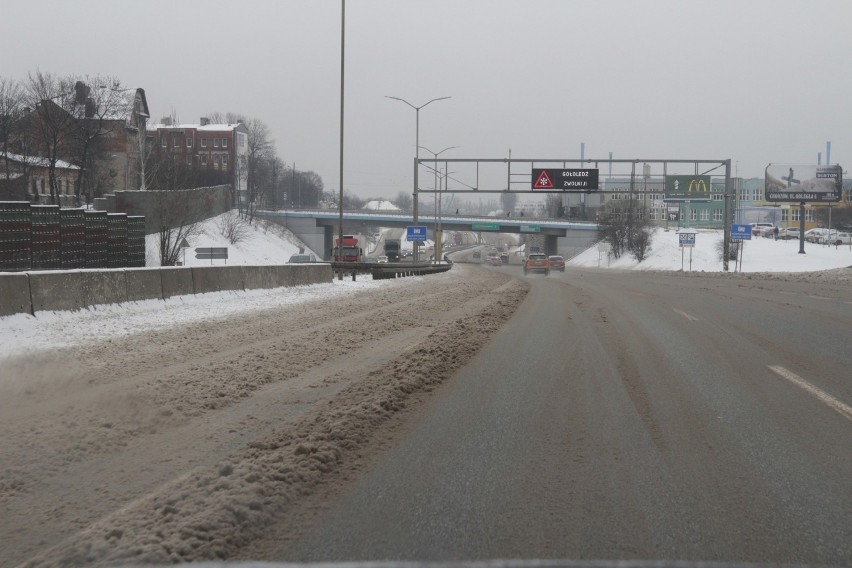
[124,268,164,302]
[29,271,85,313]
[82,270,128,308]
[1,263,334,317]
[0,273,33,317]
[161,267,194,299]
[217,266,246,292]
[244,265,278,290]
[296,264,332,286]
[191,266,222,294]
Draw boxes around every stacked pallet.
[59,208,86,269]
[127,216,146,268]
[84,210,109,268]
[31,205,61,270]
[0,201,32,272]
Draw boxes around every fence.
[0,201,144,272]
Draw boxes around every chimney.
[200,117,210,126]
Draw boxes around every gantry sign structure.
[413,157,735,270]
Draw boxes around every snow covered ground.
[569,227,852,273]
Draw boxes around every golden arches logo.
[688,178,708,194]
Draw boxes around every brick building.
[146,118,248,199]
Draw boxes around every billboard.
[664,175,712,201]
[765,164,842,202]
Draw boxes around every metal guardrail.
[331,261,453,281]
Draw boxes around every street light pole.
[419,145,458,263]
[386,95,450,263]
[337,0,345,279]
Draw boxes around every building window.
[806,209,814,222]
[161,136,167,147]
[186,137,193,148]
[201,155,208,166]
[213,138,220,148]
[32,178,37,193]
[782,209,789,222]
[690,209,697,221]
[700,209,709,221]
[186,156,192,165]
[222,154,228,166]
[713,209,723,221]
[213,154,221,164]
[201,138,208,148]
[222,138,228,148]
[713,193,723,201]
[41,178,45,193]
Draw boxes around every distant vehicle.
[806,228,840,243]
[472,251,481,260]
[523,253,550,276]
[288,253,317,263]
[331,235,362,262]
[499,253,509,264]
[761,226,778,238]
[486,256,503,266]
[779,228,800,240]
[750,222,774,236]
[548,255,565,272]
[804,228,824,242]
[377,255,389,263]
[829,232,852,245]
[384,239,401,262]
[363,257,379,264]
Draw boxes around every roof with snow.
[1,152,79,170]
[147,123,247,132]
[363,200,401,211]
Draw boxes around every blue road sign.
[678,232,696,247]
[406,225,428,241]
[731,224,752,240]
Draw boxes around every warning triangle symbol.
[533,170,554,189]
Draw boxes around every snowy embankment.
[569,227,852,274]
[145,210,317,267]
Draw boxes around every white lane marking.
[673,308,698,321]
[768,365,852,422]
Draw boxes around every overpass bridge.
[257,210,599,260]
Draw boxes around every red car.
[548,255,565,272]
[523,253,550,275]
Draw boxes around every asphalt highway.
[274,267,852,565]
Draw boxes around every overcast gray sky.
[2,0,850,199]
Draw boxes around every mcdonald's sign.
[664,175,712,201]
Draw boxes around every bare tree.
[544,194,563,218]
[216,210,252,244]
[500,191,518,215]
[394,191,412,212]
[24,70,78,204]
[67,76,131,202]
[597,199,652,261]
[0,76,25,185]
[243,117,273,221]
[153,189,203,266]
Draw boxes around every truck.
[331,235,362,262]
[384,238,401,262]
